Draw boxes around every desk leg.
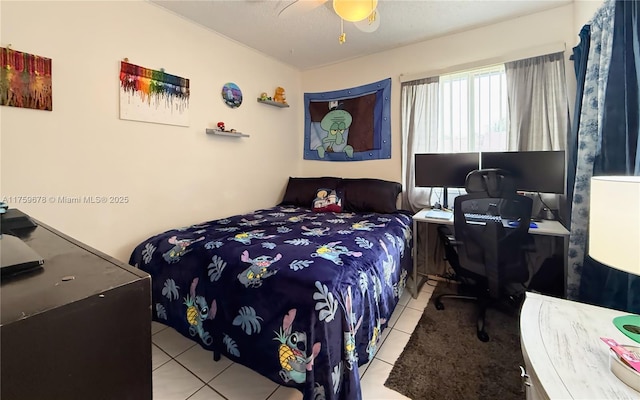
[423,222,429,292]
[411,219,430,298]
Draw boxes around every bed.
[129,177,413,400]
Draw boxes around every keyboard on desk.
[424,209,453,220]
[464,213,502,223]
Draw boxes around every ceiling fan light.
[333,0,378,22]
[354,9,380,33]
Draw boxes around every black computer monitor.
[480,150,565,194]
[414,152,480,209]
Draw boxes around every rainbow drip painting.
[0,47,52,111]
[119,61,190,127]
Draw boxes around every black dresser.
[1,214,152,400]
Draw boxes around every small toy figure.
[260,92,268,101]
[217,121,225,131]
[273,87,287,104]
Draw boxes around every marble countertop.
[521,292,639,399]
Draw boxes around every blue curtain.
[598,0,640,176]
[567,25,590,226]
[571,0,640,312]
[567,0,615,300]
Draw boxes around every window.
[401,52,568,212]
[438,64,508,153]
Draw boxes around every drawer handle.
[519,365,529,379]
[519,366,531,387]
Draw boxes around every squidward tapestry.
[304,78,391,161]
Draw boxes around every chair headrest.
[465,169,516,197]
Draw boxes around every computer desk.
[410,208,570,298]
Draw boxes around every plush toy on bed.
[312,188,342,213]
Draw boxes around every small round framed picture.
[221,82,242,108]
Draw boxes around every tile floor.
[151,282,437,400]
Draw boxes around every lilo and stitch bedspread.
[129,206,413,400]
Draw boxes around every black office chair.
[434,169,533,342]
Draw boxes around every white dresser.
[520,292,640,399]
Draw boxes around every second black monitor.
[481,150,565,194]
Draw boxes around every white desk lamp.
[589,176,640,343]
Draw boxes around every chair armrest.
[445,234,459,246]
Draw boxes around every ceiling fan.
[277,0,327,17]
[278,0,380,43]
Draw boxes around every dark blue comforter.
[129,206,413,400]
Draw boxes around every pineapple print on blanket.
[184,278,216,345]
[273,309,321,384]
[366,317,386,360]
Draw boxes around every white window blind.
[438,65,508,153]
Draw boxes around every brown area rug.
[384,282,525,400]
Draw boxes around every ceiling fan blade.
[278,0,328,18]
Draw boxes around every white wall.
[1,1,605,263]
[0,1,301,262]
[300,2,600,184]
[574,0,606,33]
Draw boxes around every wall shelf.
[206,128,250,138]
[257,98,289,108]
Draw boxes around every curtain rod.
[399,42,566,83]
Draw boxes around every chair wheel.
[435,301,445,310]
[477,331,489,342]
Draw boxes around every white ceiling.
[150,0,572,71]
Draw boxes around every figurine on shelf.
[273,87,287,104]
[217,121,225,131]
[260,92,269,101]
